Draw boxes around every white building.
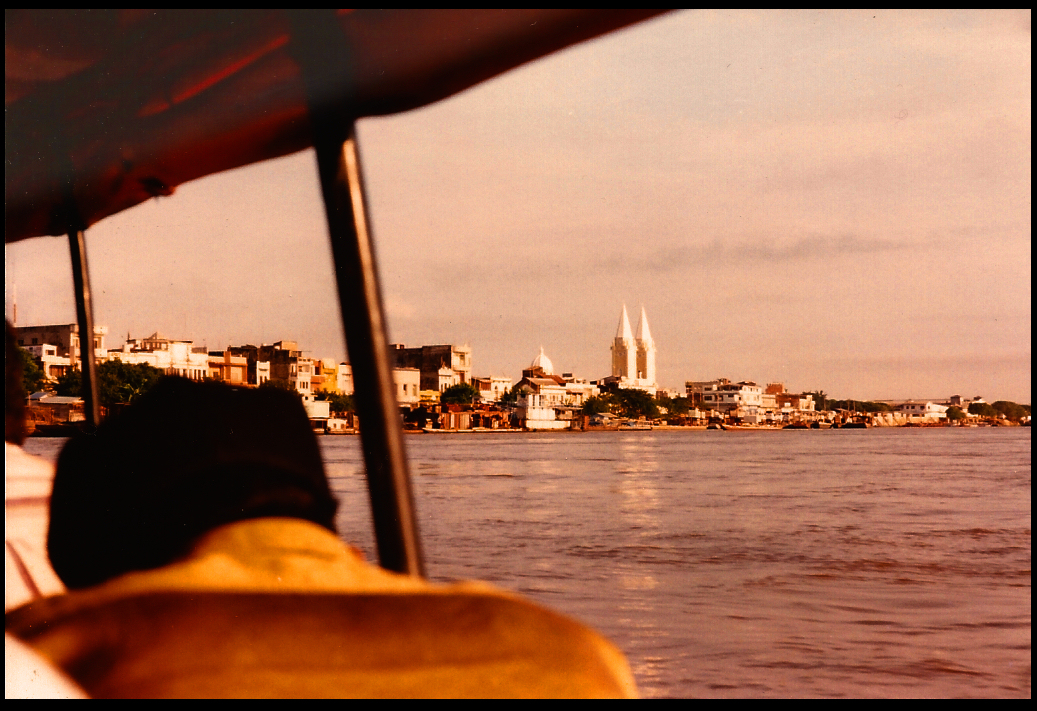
[517,393,568,430]
[894,401,948,421]
[255,361,271,387]
[689,380,786,422]
[610,305,657,395]
[519,348,599,408]
[303,398,331,420]
[394,367,421,405]
[336,363,352,394]
[288,356,313,397]
[24,344,72,382]
[106,333,209,379]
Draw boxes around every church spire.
[635,305,654,346]
[616,304,634,341]
[612,304,636,379]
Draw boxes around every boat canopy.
[6,9,664,244]
[5,9,666,576]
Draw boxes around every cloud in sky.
[6,10,1031,402]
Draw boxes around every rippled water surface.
[26,427,1030,697]
[321,428,1030,698]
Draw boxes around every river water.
[25,427,1030,697]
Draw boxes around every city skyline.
[5,10,1031,403]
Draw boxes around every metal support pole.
[315,130,424,577]
[68,229,101,428]
[289,11,424,576]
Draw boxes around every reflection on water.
[24,428,1030,697]
[618,437,661,535]
[354,429,1030,698]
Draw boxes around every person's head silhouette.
[48,377,338,589]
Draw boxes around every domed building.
[514,346,599,430]
[525,346,555,377]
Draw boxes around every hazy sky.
[6,10,1031,402]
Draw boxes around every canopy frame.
[291,10,425,576]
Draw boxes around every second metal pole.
[312,126,425,578]
[288,9,424,576]
[68,229,101,429]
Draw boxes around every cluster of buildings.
[682,379,992,425]
[684,380,817,425]
[15,306,993,431]
[15,323,484,423]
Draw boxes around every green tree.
[259,378,297,392]
[827,399,891,413]
[582,395,610,416]
[807,390,828,411]
[54,369,82,397]
[610,388,659,419]
[668,396,691,416]
[992,401,1029,421]
[968,401,997,418]
[18,347,46,394]
[499,386,519,406]
[440,382,480,406]
[316,390,353,414]
[945,406,966,421]
[99,360,164,405]
[55,361,163,406]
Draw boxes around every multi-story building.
[393,367,421,406]
[207,350,249,385]
[390,343,472,392]
[471,376,513,403]
[310,359,343,394]
[685,378,730,407]
[23,343,72,382]
[685,379,762,418]
[228,340,310,395]
[776,392,815,415]
[687,379,814,422]
[16,323,107,366]
[327,363,421,406]
[517,348,598,408]
[107,332,208,380]
[894,401,947,421]
[336,362,352,394]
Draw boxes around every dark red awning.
[5,10,665,243]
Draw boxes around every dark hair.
[48,377,339,589]
[6,320,27,445]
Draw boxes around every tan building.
[331,363,421,406]
[16,323,107,363]
[207,351,249,385]
[472,376,512,403]
[390,343,472,392]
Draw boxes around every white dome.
[531,346,554,375]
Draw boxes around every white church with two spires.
[608,304,657,395]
